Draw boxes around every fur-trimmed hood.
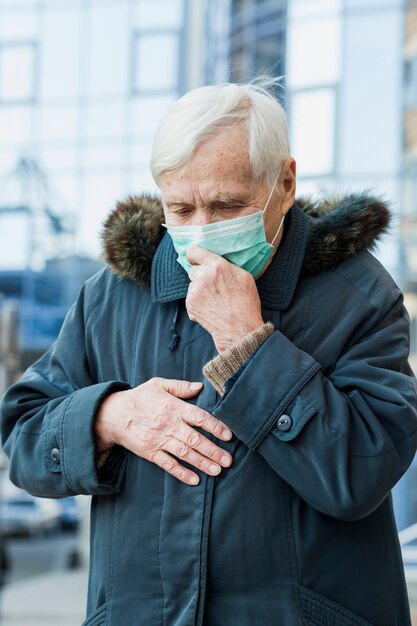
[101,193,391,287]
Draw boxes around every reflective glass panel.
[0,44,35,101]
[134,33,178,92]
[291,88,335,176]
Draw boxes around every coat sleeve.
[210,283,417,522]
[0,282,130,498]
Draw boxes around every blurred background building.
[0,0,204,372]
[1,0,417,622]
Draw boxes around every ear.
[280,157,297,214]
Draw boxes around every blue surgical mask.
[163,170,285,278]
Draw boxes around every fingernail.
[190,382,203,390]
[222,428,232,440]
[190,475,199,485]
[210,464,221,475]
[221,455,232,467]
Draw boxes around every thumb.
[158,378,203,399]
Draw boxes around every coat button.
[277,415,292,432]
[50,448,61,464]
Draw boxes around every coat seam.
[332,261,399,314]
[294,276,315,346]
[158,473,167,626]
[319,385,417,451]
[195,474,215,625]
[59,395,76,492]
[129,292,147,386]
[347,426,417,458]
[21,367,76,398]
[84,274,127,325]
[105,492,119,625]
[283,484,308,626]
[308,384,417,452]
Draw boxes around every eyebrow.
[164,195,249,209]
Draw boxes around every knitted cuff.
[203,321,275,396]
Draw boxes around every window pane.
[49,173,79,213]
[38,146,78,172]
[84,144,124,170]
[289,0,342,19]
[39,10,80,100]
[0,106,32,144]
[87,4,130,98]
[85,103,126,140]
[136,0,183,29]
[346,0,394,8]
[131,139,154,167]
[291,89,335,176]
[254,35,285,76]
[134,34,178,92]
[0,0,38,7]
[0,147,18,171]
[0,44,35,101]
[0,213,29,270]
[233,0,248,16]
[39,106,78,142]
[287,17,341,89]
[132,170,159,194]
[340,11,402,175]
[80,173,124,256]
[131,95,175,137]
[0,10,37,39]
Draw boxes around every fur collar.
[101,193,391,287]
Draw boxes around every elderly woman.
[2,83,417,626]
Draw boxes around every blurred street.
[0,567,88,626]
[0,530,87,625]
[2,563,417,626]
[5,530,80,583]
[2,527,417,625]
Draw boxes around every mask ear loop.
[270,214,286,247]
[262,167,285,247]
[262,168,281,216]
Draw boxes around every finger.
[187,265,202,282]
[182,404,233,441]
[179,424,233,467]
[148,449,200,486]
[156,377,203,399]
[162,437,222,476]
[186,244,222,266]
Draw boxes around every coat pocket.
[298,585,373,626]
[81,602,108,626]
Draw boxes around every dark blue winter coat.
[1,194,417,626]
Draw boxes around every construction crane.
[0,156,74,270]
[0,156,76,350]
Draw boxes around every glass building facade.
[287,0,405,285]
[0,0,194,267]
[206,0,287,84]
[0,0,208,368]
[206,0,405,279]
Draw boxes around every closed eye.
[174,208,193,218]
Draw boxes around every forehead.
[159,124,256,201]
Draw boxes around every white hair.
[150,80,291,188]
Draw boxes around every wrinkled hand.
[94,377,233,485]
[186,245,265,353]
